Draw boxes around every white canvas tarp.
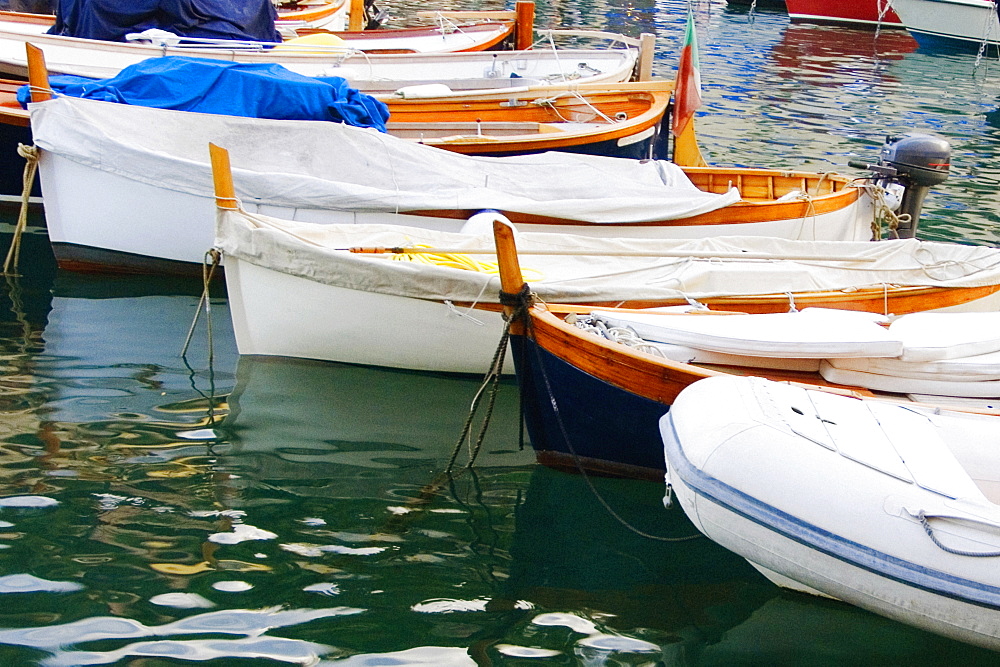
[216,207,1000,305]
[29,94,742,223]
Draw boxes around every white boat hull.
[37,153,875,273]
[662,376,1000,650]
[225,257,510,374]
[891,0,1000,48]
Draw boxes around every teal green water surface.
[1,0,1000,662]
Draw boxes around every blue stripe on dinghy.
[662,414,1000,609]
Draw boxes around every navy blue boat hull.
[511,334,670,480]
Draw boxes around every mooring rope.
[516,302,701,542]
[445,283,530,474]
[3,144,40,275]
[180,249,222,425]
[862,182,909,240]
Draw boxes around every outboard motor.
[849,132,951,239]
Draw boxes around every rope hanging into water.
[3,144,40,275]
[179,248,223,427]
[445,283,532,474]
[525,305,702,542]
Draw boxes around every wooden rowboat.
[383,80,671,158]
[28,87,883,274]
[491,221,1000,481]
[208,155,1000,377]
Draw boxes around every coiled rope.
[862,182,909,240]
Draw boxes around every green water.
[2,0,1000,662]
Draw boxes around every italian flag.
[672,6,702,137]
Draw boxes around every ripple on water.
[0,574,83,594]
[317,646,476,666]
[43,635,335,667]
[0,496,58,509]
[149,593,215,609]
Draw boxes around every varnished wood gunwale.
[386,87,669,154]
[0,11,53,25]
[0,10,514,53]
[275,0,347,24]
[402,166,860,225]
[524,306,876,405]
[0,79,28,126]
[311,20,515,43]
[461,283,1000,316]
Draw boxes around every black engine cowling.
[849,132,951,239]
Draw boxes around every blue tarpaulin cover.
[48,0,282,43]
[20,57,390,132]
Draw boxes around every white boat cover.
[592,308,900,358]
[889,312,1000,362]
[819,362,1000,397]
[214,208,1000,306]
[29,95,743,224]
[826,350,1000,382]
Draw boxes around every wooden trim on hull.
[0,11,52,25]
[464,283,1000,317]
[276,0,348,24]
[524,307,877,414]
[403,167,860,225]
[51,242,220,278]
[386,88,669,156]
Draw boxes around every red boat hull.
[786,0,903,26]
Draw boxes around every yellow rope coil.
[390,244,544,281]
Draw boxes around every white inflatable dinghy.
[662,375,1000,651]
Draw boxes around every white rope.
[532,89,617,124]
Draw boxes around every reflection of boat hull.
[506,465,774,633]
[786,0,903,27]
[220,355,531,488]
[38,274,238,423]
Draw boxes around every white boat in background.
[891,0,1000,51]
[1,31,645,92]
[662,374,1000,651]
[0,5,525,75]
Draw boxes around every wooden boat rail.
[683,166,850,199]
[460,282,1000,316]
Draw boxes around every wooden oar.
[344,245,879,262]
